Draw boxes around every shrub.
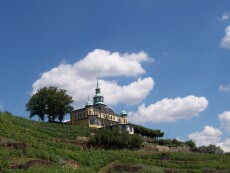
[89,129,143,149]
[185,140,196,149]
[194,144,224,154]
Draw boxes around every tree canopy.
[131,124,164,139]
[26,86,74,122]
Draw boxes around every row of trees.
[26,87,73,122]
[132,124,164,139]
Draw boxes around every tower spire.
[93,78,105,106]
[96,77,99,88]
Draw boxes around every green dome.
[121,110,127,115]
[85,100,93,107]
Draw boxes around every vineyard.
[0,112,230,173]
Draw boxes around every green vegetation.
[132,124,164,139]
[0,111,230,173]
[26,86,74,122]
[194,144,224,154]
[89,128,143,149]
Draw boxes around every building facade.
[70,80,134,134]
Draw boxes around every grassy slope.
[0,112,230,173]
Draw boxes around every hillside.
[0,112,230,173]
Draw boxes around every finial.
[88,95,89,101]
[96,77,99,88]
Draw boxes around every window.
[89,118,96,124]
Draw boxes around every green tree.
[195,144,224,154]
[185,140,196,150]
[26,86,74,122]
[132,124,164,139]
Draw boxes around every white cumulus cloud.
[188,125,230,152]
[74,49,153,78]
[128,95,208,123]
[188,126,222,146]
[32,49,154,108]
[221,26,230,49]
[218,111,230,133]
[219,84,230,92]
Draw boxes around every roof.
[72,108,85,113]
[120,110,127,115]
[85,100,93,107]
[93,104,119,116]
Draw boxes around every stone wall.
[142,144,191,152]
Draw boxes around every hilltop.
[0,112,230,173]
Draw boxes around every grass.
[0,111,230,173]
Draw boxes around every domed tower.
[85,96,93,117]
[120,108,128,123]
[93,79,105,106]
[85,96,93,108]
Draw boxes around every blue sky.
[1,0,230,151]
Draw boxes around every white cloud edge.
[218,111,230,133]
[221,25,230,49]
[219,84,230,92]
[188,111,230,152]
[221,11,230,21]
[128,95,208,124]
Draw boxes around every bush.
[185,140,196,149]
[89,129,143,149]
[157,138,184,147]
[194,144,224,154]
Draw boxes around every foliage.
[185,139,196,149]
[194,144,224,154]
[26,86,74,122]
[89,128,143,149]
[0,112,230,173]
[132,124,164,139]
[154,138,184,147]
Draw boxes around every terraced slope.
[0,112,230,173]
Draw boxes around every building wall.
[75,118,88,127]
[71,107,128,129]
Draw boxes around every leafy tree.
[195,144,224,154]
[185,140,196,150]
[26,86,74,122]
[132,124,164,139]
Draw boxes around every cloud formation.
[218,138,230,152]
[75,49,153,78]
[221,26,230,49]
[32,49,154,108]
[128,96,208,123]
[188,126,222,146]
[221,12,230,21]
[219,84,230,92]
[188,125,230,152]
[218,111,230,133]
